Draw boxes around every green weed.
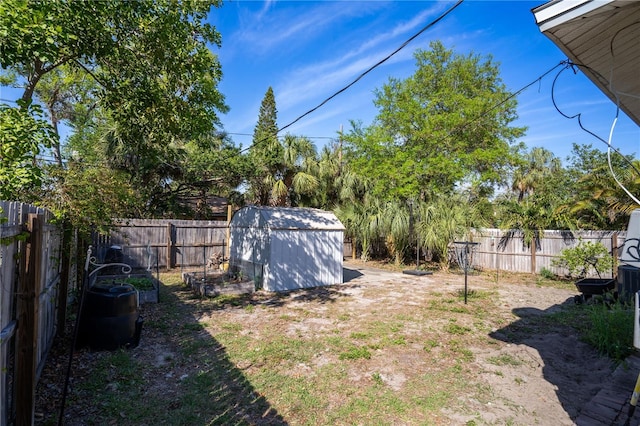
[339,346,372,360]
[487,354,522,366]
[582,300,634,362]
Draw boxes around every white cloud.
[272,4,455,114]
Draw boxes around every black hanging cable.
[448,60,568,138]
[275,0,464,136]
[550,60,640,179]
[238,0,464,155]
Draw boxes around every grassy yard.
[36,264,629,425]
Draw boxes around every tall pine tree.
[248,87,283,205]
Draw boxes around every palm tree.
[511,147,562,201]
[382,200,410,265]
[416,195,482,268]
[568,158,640,229]
[273,134,319,206]
[334,195,386,261]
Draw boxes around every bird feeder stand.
[453,241,480,304]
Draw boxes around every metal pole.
[156,246,160,302]
[464,253,468,304]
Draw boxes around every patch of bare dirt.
[336,262,617,425]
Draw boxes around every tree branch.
[71,59,108,89]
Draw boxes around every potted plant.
[551,240,615,301]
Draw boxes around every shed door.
[268,230,341,291]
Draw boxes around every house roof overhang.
[533,0,640,126]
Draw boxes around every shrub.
[551,240,613,279]
[539,267,555,279]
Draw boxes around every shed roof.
[532,0,640,126]
[230,206,345,231]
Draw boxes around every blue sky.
[1,0,638,163]
[209,0,640,162]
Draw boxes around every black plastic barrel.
[617,265,640,301]
[79,281,143,350]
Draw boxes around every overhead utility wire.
[551,60,640,182]
[606,22,640,205]
[238,0,464,155]
[276,0,464,135]
[226,132,334,140]
[449,60,568,138]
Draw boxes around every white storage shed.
[229,206,345,292]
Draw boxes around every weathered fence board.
[0,201,62,426]
[471,229,625,277]
[95,219,229,270]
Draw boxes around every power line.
[551,60,640,179]
[277,0,464,135]
[239,0,464,154]
[450,60,568,138]
[226,132,335,140]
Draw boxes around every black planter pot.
[574,278,616,303]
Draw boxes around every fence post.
[16,213,43,426]
[57,221,72,338]
[226,205,232,261]
[531,241,537,274]
[166,223,175,269]
[612,232,619,277]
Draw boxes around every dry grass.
[36,263,606,426]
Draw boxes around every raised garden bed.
[96,274,160,304]
[183,271,254,297]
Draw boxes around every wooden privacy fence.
[102,221,627,278]
[95,219,229,270]
[470,228,626,277]
[0,201,67,426]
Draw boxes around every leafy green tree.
[0,0,228,217]
[39,161,140,236]
[174,134,250,218]
[344,41,525,202]
[0,102,55,200]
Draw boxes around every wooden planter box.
[96,274,160,304]
[183,272,254,297]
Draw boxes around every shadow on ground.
[38,278,289,426]
[489,299,615,421]
[142,282,289,425]
[343,266,363,283]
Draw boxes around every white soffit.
[534,0,616,32]
[533,0,640,126]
